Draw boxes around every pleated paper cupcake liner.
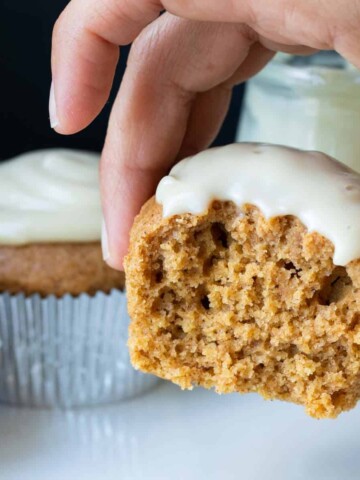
[0,289,158,408]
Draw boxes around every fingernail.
[49,81,59,129]
[101,218,111,263]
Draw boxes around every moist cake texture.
[0,242,125,296]
[126,198,360,418]
[0,149,125,297]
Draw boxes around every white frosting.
[156,143,360,266]
[0,149,101,245]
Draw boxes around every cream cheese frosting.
[156,143,360,266]
[0,149,101,245]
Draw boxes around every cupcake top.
[156,143,360,266]
[0,149,101,245]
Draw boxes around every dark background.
[0,0,245,161]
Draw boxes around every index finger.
[50,0,253,134]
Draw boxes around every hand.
[50,0,360,269]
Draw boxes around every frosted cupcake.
[0,149,158,407]
[126,143,360,419]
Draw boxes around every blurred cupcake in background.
[0,149,158,408]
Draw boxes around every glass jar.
[237,52,360,172]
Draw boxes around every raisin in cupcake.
[0,148,158,407]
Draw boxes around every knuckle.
[51,17,62,43]
[130,23,162,65]
[52,10,68,42]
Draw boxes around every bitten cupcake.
[0,148,158,407]
[126,143,360,419]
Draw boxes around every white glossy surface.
[0,149,101,244]
[157,143,360,266]
[1,382,360,480]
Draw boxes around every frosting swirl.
[0,149,101,244]
[156,143,360,266]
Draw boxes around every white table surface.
[0,381,359,480]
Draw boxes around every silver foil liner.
[0,289,158,408]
